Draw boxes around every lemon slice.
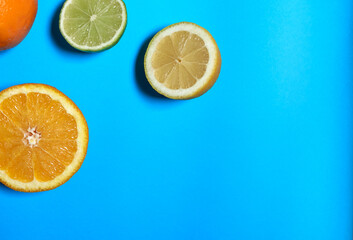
[59,0,127,52]
[144,22,222,99]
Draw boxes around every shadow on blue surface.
[50,2,93,55]
[0,183,46,196]
[0,183,29,196]
[0,49,10,55]
[134,33,171,100]
[0,84,16,91]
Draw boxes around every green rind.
[59,0,127,52]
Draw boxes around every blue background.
[0,0,352,239]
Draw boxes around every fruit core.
[23,127,41,148]
[90,15,97,21]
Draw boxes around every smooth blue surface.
[0,0,352,239]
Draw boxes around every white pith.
[145,22,219,99]
[0,85,88,191]
[23,127,41,148]
[59,0,127,51]
[90,14,97,21]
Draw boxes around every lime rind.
[59,0,127,52]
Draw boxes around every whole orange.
[0,0,38,50]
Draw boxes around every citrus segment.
[0,112,23,141]
[59,0,127,52]
[39,140,77,166]
[0,93,28,130]
[0,84,88,192]
[26,92,79,140]
[145,22,222,99]
[7,147,33,182]
[33,149,66,182]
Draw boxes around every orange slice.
[0,84,88,192]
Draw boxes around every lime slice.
[59,0,127,52]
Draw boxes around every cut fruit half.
[59,0,127,52]
[144,22,222,99]
[0,84,89,192]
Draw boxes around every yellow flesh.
[151,31,210,90]
[0,93,78,183]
